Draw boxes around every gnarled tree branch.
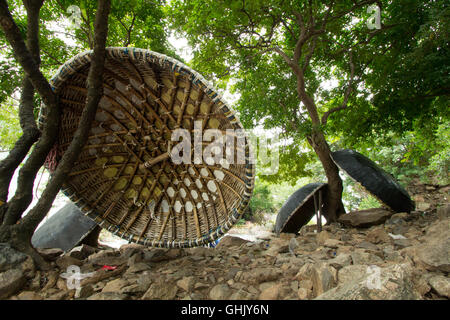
[20,0,111,236]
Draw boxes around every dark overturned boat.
[31,202,99,252]
[275,182,328,235]
[331,149,415,213]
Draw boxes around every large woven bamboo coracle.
[41,47,255,248]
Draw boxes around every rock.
[143,249,182,263]
[356,241,379,251]
[338,208,393,228]
[75,284,94,299]
[45,290,72,300]
[194,282,209,290]
[323,239,342,248]
[56,255,82,270]
[383,247,403,262]
[209,284,232,300]
[428,275,450,298]
[69,245,96,260]
[316,231,330,246]
[263,239,289,256]
[229,289,253,300]
[177,276,195,292]
[316,263,422,300]
[42,270,58,291]
[0,269,26,299]
[0,243,28,271]
[328,253,352,269]
[413,275,431,296]
[311,263,337,297]
[102,278,130,293]
[415,219,450,272]
[216,236,249,248]
[338,265,370,285]
[416,202,431,211]
[121,284,147,295]
[236,267,282,284]
[351,250,383,265]
[87,292,128,300]
[126,262,151,274]
[37,248,64,261]
[295,263,314,281]
[297,287,309,299]
[119,243,146,255]
[366,227,391,244]
[393,238,411,249]
[258,284,280,300]
[127,252,143,266]
[29,271,42,291]
[88,250,126,266]
[385,213,408,227]
[17,291,43,300]
[56,278,68,291]
[298,279,313,291]
[142,281,178,300]
[437,204,450,219]
[0,243,35,278]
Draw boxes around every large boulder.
[0,243,35,279]
[0,269,26,299]
[338,208,394,228]
[315,263,422,300]
[414,219,450,272]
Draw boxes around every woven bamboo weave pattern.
[40,47,255,248]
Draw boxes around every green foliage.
[358,194,382,210]
[0,0,178,151]
[0,98,21,151]
[248,182,274,214]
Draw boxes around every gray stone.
[75,284,94,299]
[328,253,352,269]
[311,263,337,297]
[316,263,422,300]
[216,236,249,248]
[351,250,383,265]
[428,275,450,298]
[0,243,27,272]
[0,269,26,299]
[393,238,411,249]
[356,241,379,251]
[142,281,178,300]
[258,284,280,300]
[36,248,64,261]
[415,219,450,272]
[437,204,450,220]
[209,284,232,300]
[177,276,195,292]
[323,239,342,248]
[87,292,128,300]
[338,265,370,285]
[17,291,43,300]
[55,255,82,270]
[102,278,130,293]
[316,231,330,246]
[338,208,394,228]
[69,245,96,260]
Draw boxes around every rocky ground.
[0,183,448,300]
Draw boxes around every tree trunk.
[295,70,346,222]
[0,0,44,223]
[307,129,346,222]
[0,0,111,269]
